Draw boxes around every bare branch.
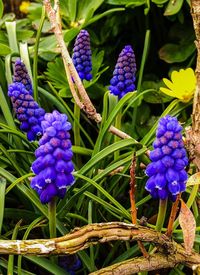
[90,247,200,275]
[186,0,200,169]
[1,222,200,273]
[0,222,172,255]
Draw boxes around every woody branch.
[0,222,200,274]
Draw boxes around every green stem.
[5,54,13,85]
[33,5,46,102]
[114,111,122,160]
[19,43,33,82]
[74,103,82,167]
[132,30,150,131]
[48,198,57,263]
[0,177,6,235]
[5,21,18,53]
[88,200,96,271]
[155,198,168,232]
[148,198,168,259]
[48,198,57,239]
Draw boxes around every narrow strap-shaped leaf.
[0,177,6,234]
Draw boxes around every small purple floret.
[109,45,136,99]
[13,59,33,94]
[8,82,45,141]
[31,110,74,204]
[72,30,92,81]
[145,115,188,201]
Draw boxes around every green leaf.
[76,0,104,20]
[126,0,146,7]
[17,217,45,275]
[0,177,6,234]
[64,28,80,43]
[39,34,58,53]
[0,257,35,275]
[85,191,124,217]
[144,90,172,103]
[91,49,104,77]
[86,8,125,26]
[79,138,139,175]
[0,30,8,44]
[152,0,168,4]
[45,58,71,97]
[0,0,3,19]
[164,0,184,16]
[25,256,68,275]
[106,0,136,4]
[0,43,11,55]
[60,0,77,22]
[75,174,131,219]
[159,42,196,63]
[16,30,34,41]
[8,220,22,275]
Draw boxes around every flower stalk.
[155,198,168,232]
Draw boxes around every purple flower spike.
[145,115,188,201]
[14,59,33,94]
[8,82,45,141]
[72,30,92,81]
[109,45,136,99]
[31,110,74,204]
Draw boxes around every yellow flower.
[160,68,196,102]
[19,1,30,14]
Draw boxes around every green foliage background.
[0,0,198,274]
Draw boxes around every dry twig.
[186,0,200,169]
[0,222,200,274]
[129,154,149,257]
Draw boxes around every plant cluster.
[0,0,199,274]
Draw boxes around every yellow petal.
[171,71,179,83]
[162,78,174,90]
[160,87,175,98]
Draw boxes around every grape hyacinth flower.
[145,115,188,201]
[109,45,136,99]
[72,29,92,81]
[59,255,82,275]
[13,59,33,94]
[31,111,74,204]
[8,82,45,141]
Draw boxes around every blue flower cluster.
[59,255,82,275]
[109,45,136,99]
[145,115,188,201]
[31,111,74,204]
[72,29,92,81]
[8,82,45,141]
[13,59,33,94]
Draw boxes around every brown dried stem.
[166,194,181,238]
[186,1,200,169]
[129,154,149,257]
[90,245,200,275]
[1,222,200,273]
[0,222,171,255]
